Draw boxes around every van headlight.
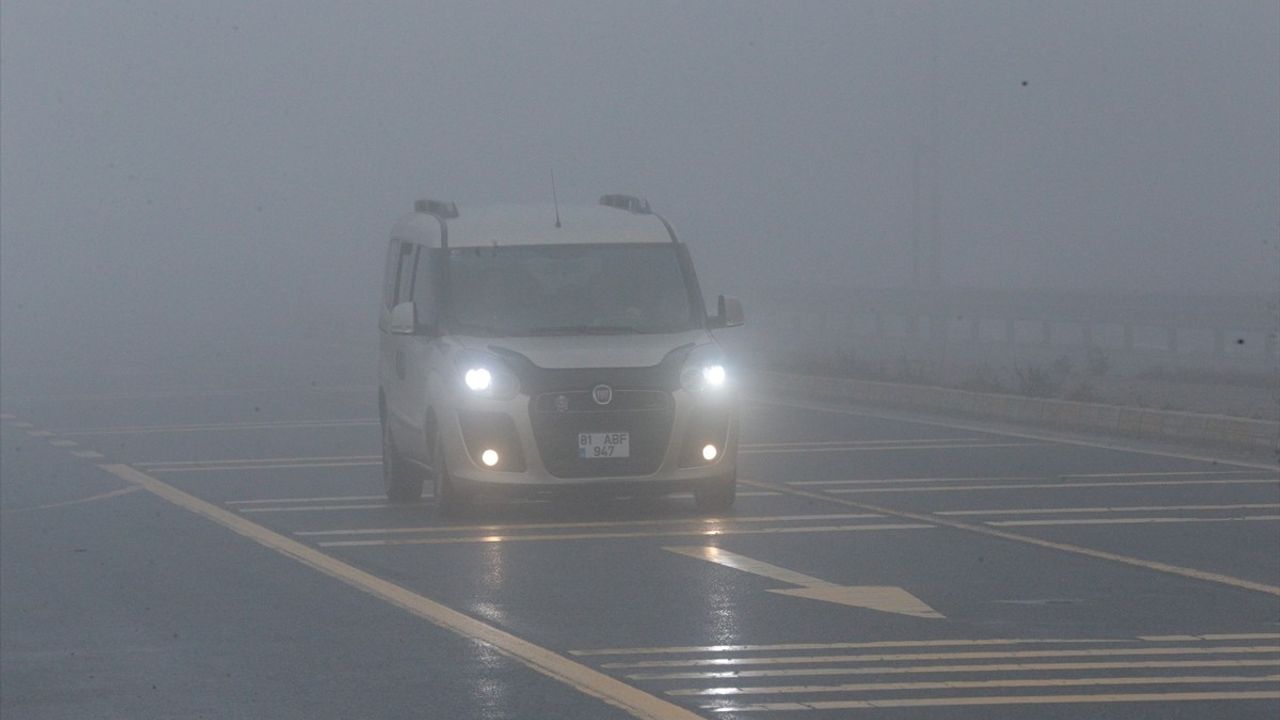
[680,347,729,393]
[456,353,520,400]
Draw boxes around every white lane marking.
[227,495,388,505]
[753,397,1280,472]
[71,450,105,458]
[296,514,882,536]
[137,455,381,467]
[741,442,1044,455]
[49,439,79,447]
[793,476,1038,486]
[0,414,16,421]
[54,418,377,436]
[742,438,987,449]
[938,504,1280,516]
[148,461,379,473]
[1059,470,1264,478]
[1141,634,1280,642]
[26,430,54,437]
[683,673,1280,700]
[824,479,1277,494]
[632,658,1280,681]
[317,523,934,547]
[12,422,35,428]
[0,486,143,514]
[242,503,406,513]
[701,689,1280,712]
[601,645,1280,669]
[987,515,1280,528]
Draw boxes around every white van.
[378,195,744,515]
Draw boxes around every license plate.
[578,432,630,458]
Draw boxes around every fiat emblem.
[592,384,613,406]
[554,394,570,413]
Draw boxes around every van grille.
[530,391,673,478]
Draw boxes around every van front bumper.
[438,387,737,492]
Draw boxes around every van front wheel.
[382,421,424,503]
[694,471,736,514]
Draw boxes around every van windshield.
[443,243,699,336]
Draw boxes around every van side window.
[382,240,401,310]
[395,243,417,305]
[411,249,436,329]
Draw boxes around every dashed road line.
[741,442,1045,455]
[49,439,79,447]
[71,450,105,459]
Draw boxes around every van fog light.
[480,449,500,467]
[702,444,719,461]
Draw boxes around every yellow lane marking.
[824,478,1276,494]
[1142,634,1280,642]
[97,464,702,720]
[793,476,1037,486]
[664,546,943,619]
[741,442,1044,455]
[988,515,1280,528]
[317,523,933,548]
[49,439,78,447]
[574,638,1129,657]
[149,461,379,473]
[602,645,1280,669]
[0,486,142,514]
[754,397,1280,472]
[227,495,388,505]
[705,690,1280,712]
[56,418,376,436]
[679,673,1280,698]
[630,658,1280,681]
[744,479,1280,596]
[938,503,1280,516]
[71,450,105,459]
[297,514,881,537]
[137,455,381,467]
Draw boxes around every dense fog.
[2,1,1277,397]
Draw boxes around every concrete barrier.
[754,371,1279,454]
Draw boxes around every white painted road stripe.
[628,658,1280,681]
[318,523,934,547]
[296,514,882,536]
[987,515,1280,528]
[938,503,1280,516]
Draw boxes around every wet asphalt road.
[2,372,1278,719]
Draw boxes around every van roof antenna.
[550,168,562,229]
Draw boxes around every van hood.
[455,329,710,369]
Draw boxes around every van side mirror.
[710,295,745,328]
[390,302,416,335]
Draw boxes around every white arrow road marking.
[664,546,944,619]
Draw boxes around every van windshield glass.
[444,243,698,336]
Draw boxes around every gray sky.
[2,1,1277,365]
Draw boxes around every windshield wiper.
[527,325,642,336]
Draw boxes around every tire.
[382,419,424,503]
[694,471,736,514]
[431,432,472,518]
